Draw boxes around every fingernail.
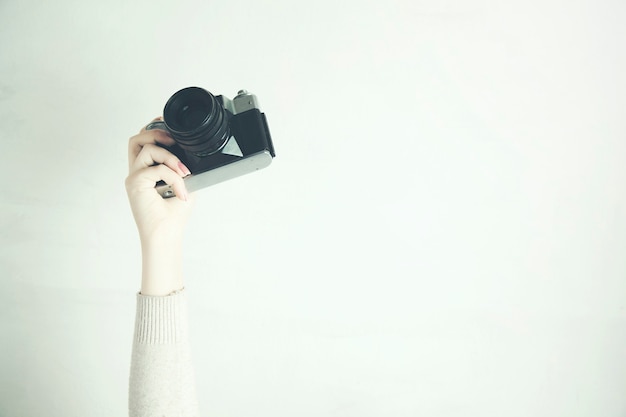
[178,161,191,176]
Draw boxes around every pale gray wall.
[1,0,625,416]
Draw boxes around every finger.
[130,143,191,177]
[126,164,189,202]
[128,129,176,170]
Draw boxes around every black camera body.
[146,87,275,198]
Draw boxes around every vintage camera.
[146,87,275,198]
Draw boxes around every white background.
[1,0,625,416]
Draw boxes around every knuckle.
[124,174,137,190]
[155,164,174,178]
[139,142,155,153]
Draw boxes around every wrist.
[138,222,185,245]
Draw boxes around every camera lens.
[162,87,231,156]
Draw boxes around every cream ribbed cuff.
[134,289,188,344]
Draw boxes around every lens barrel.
[163,87,231,156]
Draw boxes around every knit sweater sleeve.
[129,289,199,417]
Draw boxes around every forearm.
[140,233,184,296]
[129,238,199,416]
